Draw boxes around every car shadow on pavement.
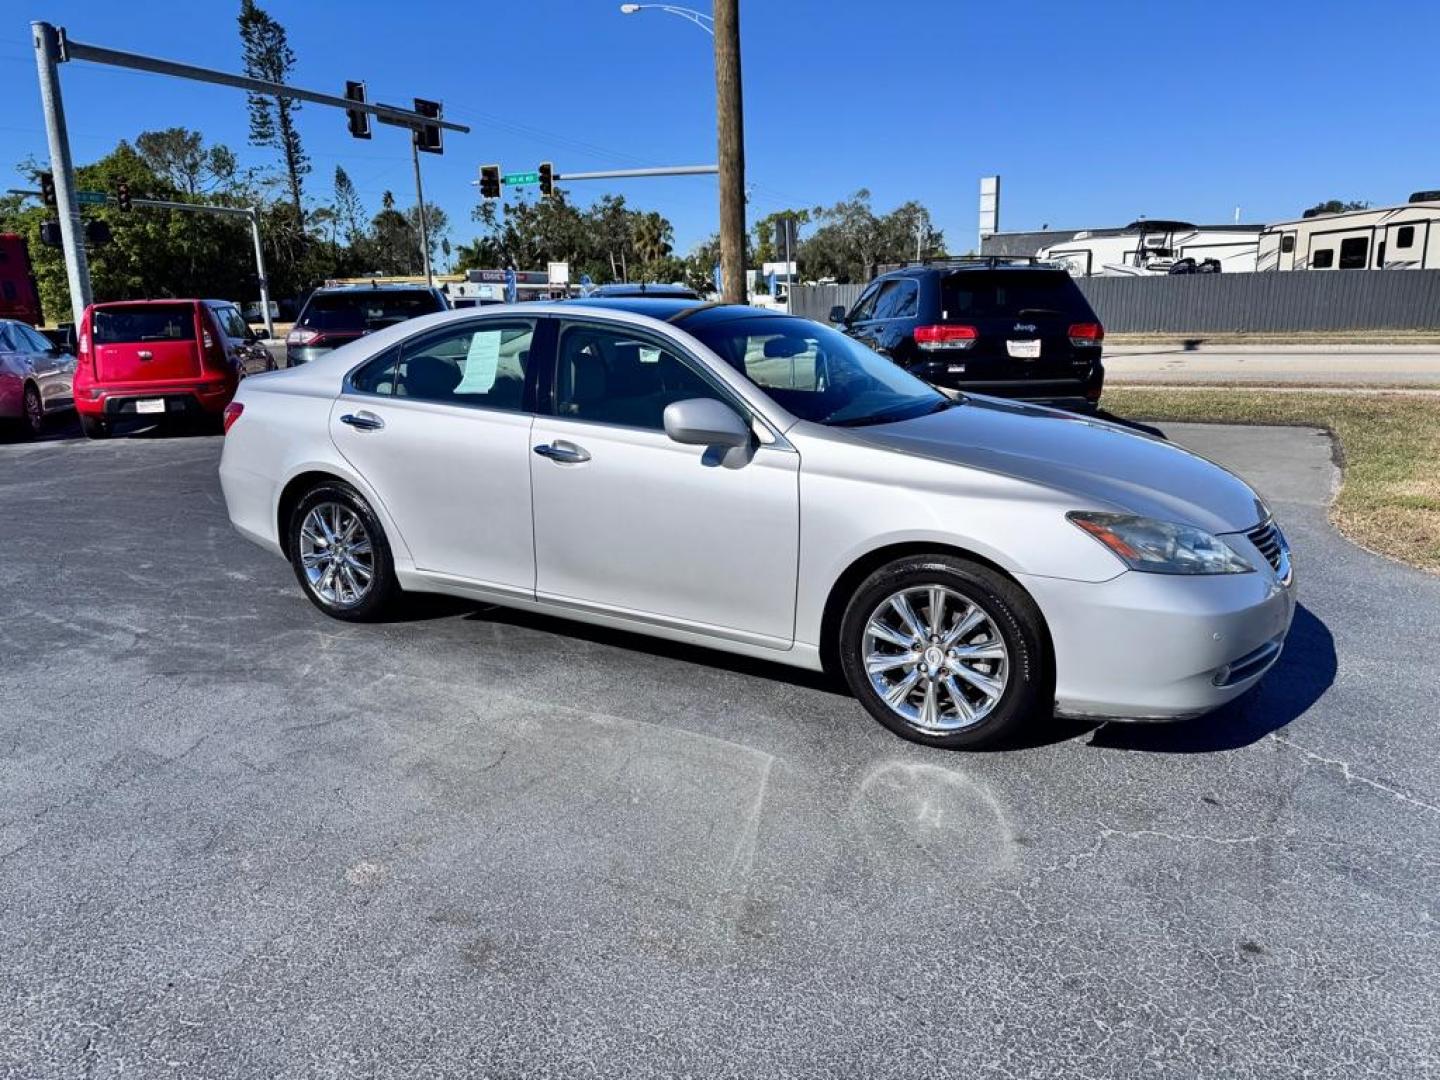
[1085,603,1336,753]
[399,593,848,696]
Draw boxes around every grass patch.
[1104,388,1440,573]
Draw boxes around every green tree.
[134,127,239,198]
[800,190,945,281]
[239,0,308,222]
[752,208,810,263]
[332,165,365,246]
[1303,199,1370,217]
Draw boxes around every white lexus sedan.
[219,299,1295,749]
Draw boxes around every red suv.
[73,299,258,438]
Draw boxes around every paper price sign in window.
[455,330,502,393]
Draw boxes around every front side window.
[14,323,53,352]
[690,315,948,428]
[847,283,882,322]
[1396,225,1415,249]
[1312,249,1335,269]
[1338,237,1369,269]
[554,322,729,431]
[394,321,534,412]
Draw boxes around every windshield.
[299,290,443,333]
[688,315,948,426]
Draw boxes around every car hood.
[844,397,1267,534]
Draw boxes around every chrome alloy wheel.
[298,502,375,607]
[862,584,1010,734]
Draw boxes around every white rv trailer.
[1256,191,1440,271]
[1037,220,1263,277]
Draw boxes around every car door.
[0,324,22,418]
[841,281,884,350]
[328,316,549,596]
[528,318,800,647]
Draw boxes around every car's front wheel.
[287,482,399,621]
[838,555,1050,749]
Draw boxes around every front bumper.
[1019,562,1297,721]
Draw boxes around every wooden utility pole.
[713,0,746,304]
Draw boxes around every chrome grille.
[1246,520,1285,572]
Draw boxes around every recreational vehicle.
[1256,192,1440,271]
[1037,221,1263,277]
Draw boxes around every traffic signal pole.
[28,20,465,326]
[31,22,91,326]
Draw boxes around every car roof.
[557,298,790,328]
[584,284,700,298]
[311,282,438,293]
[878,260,1068,280]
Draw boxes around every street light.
[618,4,714,36]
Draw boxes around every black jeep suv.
[829,257,1105,409]
[287,282,449,366]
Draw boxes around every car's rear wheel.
[838,555,1049,749]
[22,384,45,437]
[287,482,398,622]
[80,414,110,440]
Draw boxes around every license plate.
[135,398,165,415]
[1007,339,1042,359]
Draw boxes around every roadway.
[1105,343,1440,386]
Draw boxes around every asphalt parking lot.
[2,418,1438,1078]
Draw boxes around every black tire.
[80,414,111,440]
[22,384,45,438]
[287,482,399,622]
[838,554,1050,749]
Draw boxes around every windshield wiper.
[829,398,953,427]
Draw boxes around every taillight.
[222,401,244,434]
[77,328,94,376]
[1069,322,1104,347]
[914,324,978,351]
[286,328,320,346]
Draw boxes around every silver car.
[219,299,1296,749]
[0,319,76,437]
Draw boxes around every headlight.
[1068,511,1255,575]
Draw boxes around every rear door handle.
[533,440,590,464]
[340,410,384,431]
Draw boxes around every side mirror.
[663,398,750,449]
[828,305,847,324]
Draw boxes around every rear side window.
[93,304,195,344]
[872,279,919,320]
[299,290,443,333]
[941,271,1093,319]
[395,321,535,412]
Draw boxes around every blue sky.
[4,0,1437,259]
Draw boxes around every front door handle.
[340,410,384,431]
[533,440,590,464]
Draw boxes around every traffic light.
[413,98,442,154]
[115,180,132,212]
[344,80,371,140]
[40,220,63,247]
[39,171,56,208]
[84,219,113,247]
[539,161,554,198]
[479,164,501,200]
